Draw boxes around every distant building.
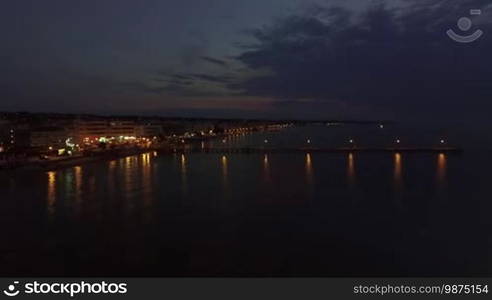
[135,123,163,138]
[160,121,188,136]
[0,121,30,151]
[0,121,10,152]
[29,127,71,150]
[73,119,137,142]
[187,121,214,134]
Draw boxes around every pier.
[170,147,463,154]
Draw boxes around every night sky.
[1,0,492,124]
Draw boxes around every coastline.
[0,133,233,173]
[0,148,156,173]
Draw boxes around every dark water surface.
[1,125,491,276]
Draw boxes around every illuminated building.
[73,119,137,142]
[30,127,71,149]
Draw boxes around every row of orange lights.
[258,138,447,144]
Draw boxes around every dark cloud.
[226,0,492,121]
[153,78,194,86]
[118,81,157,93]
[153,74,196,86]
[200,56,229,67]
[189,73,232,83]
[171,74,193,80]
[179,43,209,67]
[146,71,233,94]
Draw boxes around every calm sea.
[1,125,491,276]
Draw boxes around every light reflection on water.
[221,155,228,180]
[180,154,188,198]
[393,153,403,207]
[6,147,492,276]
[347,153,356,186]
[41,151,453,213]
[141,153,153,206]
[5,124,492,276]
[221,155,230,202]
[47,171,56,215]
[108,160,116,198]
[123,156,133,195]
[305,153,313,185]
[437,153,447,184]
[394,153,402,186]
[263,154,271,182]
[74,166,83,214]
